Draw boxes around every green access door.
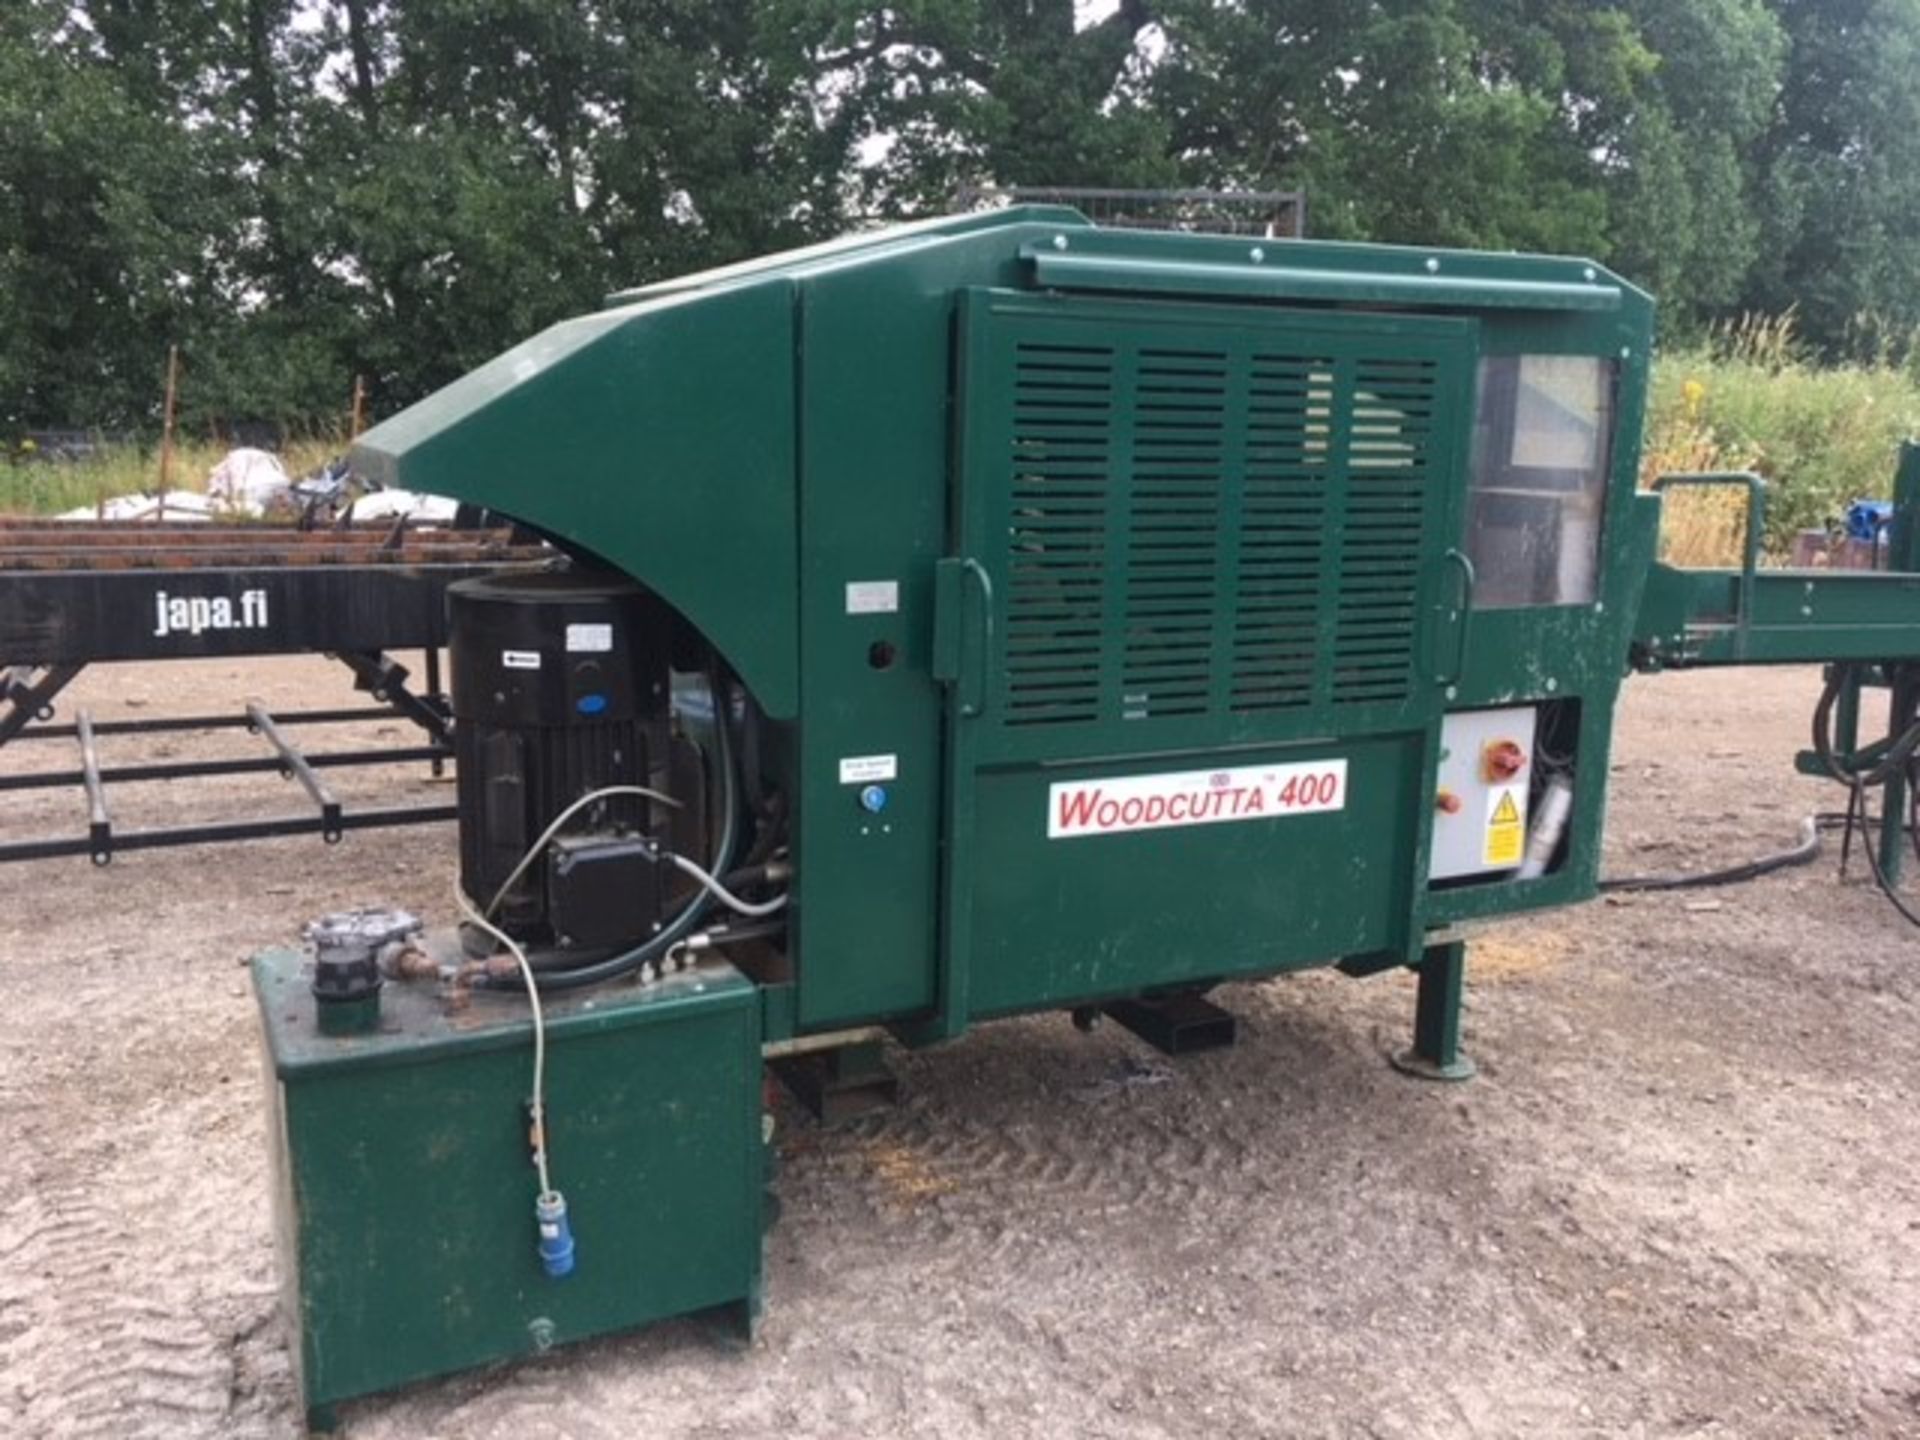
[933,290,1479,1028]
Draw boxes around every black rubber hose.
[1599,816,1821,892]
[1812,664,1920,787]
[1842,778,1920,929]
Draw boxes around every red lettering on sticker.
[1049,760,1347,838]
[1057,788,1101,832]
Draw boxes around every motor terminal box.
[547,833,662,950]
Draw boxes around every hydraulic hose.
[1805,665,1920,928]
[1599,816,1821,892]
[1811,664,1920,786]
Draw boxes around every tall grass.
[1642,313,1920,564]
[0,433,344,517]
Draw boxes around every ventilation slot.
[1122,349,1226,720]
[1331,358,1437,705]
[1231,353,1335,713]
[1003,342,1115,728]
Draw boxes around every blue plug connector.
[535,1190,576,1278]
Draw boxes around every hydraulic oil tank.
[448,571,672,941]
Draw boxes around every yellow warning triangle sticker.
[1491,792,1521,826]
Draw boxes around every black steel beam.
[0,744,448,792]
[0,563,521,666]
[0,804,458,864]
[247,702,342,841]
[8,705,434,741]
[336,650,453,747]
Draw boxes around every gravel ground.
[1,656,1917,1439]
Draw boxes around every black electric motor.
[448,570,675,950]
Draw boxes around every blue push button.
[576,693,609,716]
[858,784,889,814]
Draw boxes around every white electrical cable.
[482,783,680,921]
[666,852,790,917]
[453,875,554,1198]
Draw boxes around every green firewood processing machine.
[251,208,1920,1426]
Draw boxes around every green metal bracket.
[1022,247,1624,312]
[1632,459,1920,670]
[1651,471,1766,660]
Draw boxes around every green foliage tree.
[0,3,228,430]
[1746,0,1920,351]
[3,0,1919,436]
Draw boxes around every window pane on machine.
[1466,355,1615,608]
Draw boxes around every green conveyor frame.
[1631,443,1920,670]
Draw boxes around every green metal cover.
[254,952,762,1422]
[349,210,1660,1036]
[929,291,1476,1030]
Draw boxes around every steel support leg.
[77,709,113,866]
[248,701,343,842]
[1879,672,1915,886]
[423,646,446,777]
[1390,939,1476,1082]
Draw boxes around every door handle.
[1435,548,1475,687]
[958,557,994,719]
[931,557,996,718]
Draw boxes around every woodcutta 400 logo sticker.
[1047,759,1348,840]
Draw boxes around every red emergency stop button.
[1483,739,1527,783]
[1435,788,1462,814]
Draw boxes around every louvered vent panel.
[1003,342,1115,727]
[994,315,1452,735]
[1331,358,1438,705]
[1230,352,1335,713]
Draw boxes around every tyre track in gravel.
[785,1016,1312,1285]
[0,1182,234,1438]
[0,1082,286,1439]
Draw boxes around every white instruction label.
[839,753,898,784]
[1049,759,1347,840]
[565,623,613,653]
[845,580,900,615]
[502,649,541,670]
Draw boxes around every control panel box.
[1430,706,1538,880]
